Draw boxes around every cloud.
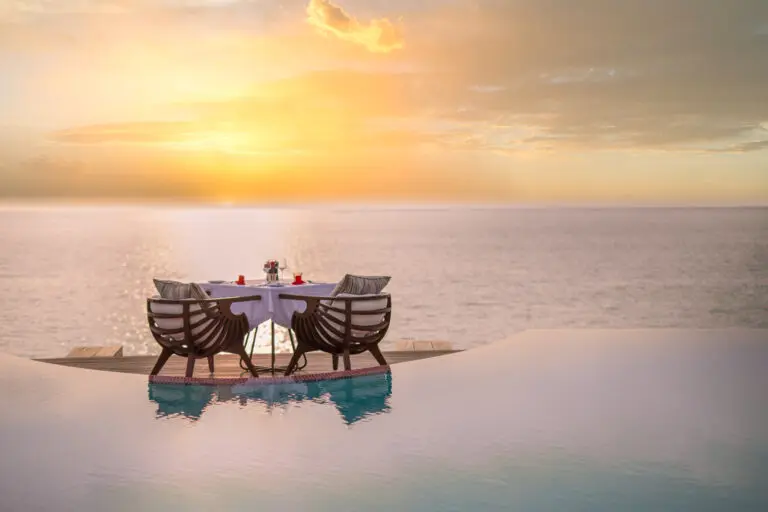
[48,118,432,153]
[49,122,196,144]
[400,0,768,152]
[0,0,249,18]
[707,140,768,154]
[0,152,214,199]
[46,72,438,154]
[1,0,132,20]
[8,0,768,158]
[4,0,768,202]
[306,0,404,53]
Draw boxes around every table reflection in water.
[147,371,393,426]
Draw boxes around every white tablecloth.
[199,281,336,329]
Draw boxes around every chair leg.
[342,348,352,371]
[150,348,173,376]
[332,354,339,371]
[185,356,196,378]
[284,345,306,376]
[368,344,388,366]
[207,356,215,374]
[233,343,259,378]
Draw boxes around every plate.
[208,280,227,284]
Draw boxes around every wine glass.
[279,258,288,280]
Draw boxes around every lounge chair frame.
[146,295,262,378]
[279,293,392,376]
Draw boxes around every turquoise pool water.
[1,330,767,511]
[148,372,392,425]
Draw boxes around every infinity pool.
[1,330,767,511]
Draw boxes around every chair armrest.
[217,295,263,303]
[213,295,262,320]
[277,294,327,317]
[148,295,262,304]
[278,293,390,301]
[278,293,334,302]
[147,295,262,321]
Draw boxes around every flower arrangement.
[263,259,279,282]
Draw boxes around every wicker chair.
[279,293,392,376]
[147,295,262,378]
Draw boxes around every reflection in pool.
[148,372,392,425]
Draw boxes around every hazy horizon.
[1,198,767,210]
[2,1,767,202]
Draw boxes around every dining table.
[198,280,336,374]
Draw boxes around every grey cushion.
[329,274,391,297]
[153,279,209,300]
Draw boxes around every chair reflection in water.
[148,371,393,425]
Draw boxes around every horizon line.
[0,198,766,210]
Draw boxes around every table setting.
[197,259,336,374]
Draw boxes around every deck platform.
[66,345,123,358]
[35,350,460,378]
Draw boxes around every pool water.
[1,329,767,511]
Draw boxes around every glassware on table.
[236,275,246,285]
[292,271,305,285]
[278,258,288,280]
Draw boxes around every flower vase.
[264,259,280,283]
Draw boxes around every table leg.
[270,320,276,373]
[240,321,297,375]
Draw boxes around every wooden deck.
[35,350,460,378]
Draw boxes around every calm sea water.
[0,205,766,358]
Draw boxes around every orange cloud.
[306,0,404,53]
[49,122,196,144]
[46,70,435,155]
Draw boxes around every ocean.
[0,205,766,358]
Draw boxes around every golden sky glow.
[1,0,767,203]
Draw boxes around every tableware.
[292,272,305,285]
[208,280,226,284]
[236,275,246,285]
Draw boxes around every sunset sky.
[1,0,767,203]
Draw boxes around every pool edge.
[148,364,391,386]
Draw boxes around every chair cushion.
[153,279,209,300]
[326,294,389,340]
[329,274,391,297]
[149,299,205,328]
